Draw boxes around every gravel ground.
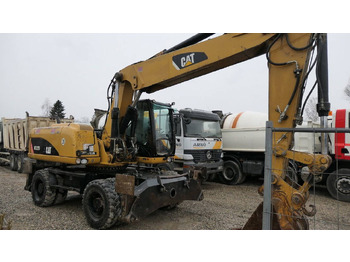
[1,165,349,230]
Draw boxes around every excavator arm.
[104,33,331,229]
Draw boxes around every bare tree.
[41,98,52,117]
[304,96,319,122]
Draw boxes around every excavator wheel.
[31,169,57,207]
[82,179,122,229]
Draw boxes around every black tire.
[326,169,350,202]
[31,169,57,207]
[17,154,24,173]
[82,179,122,229]
[219,160,246,185]
[10,154,18,171]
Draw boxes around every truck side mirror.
[184,118,191,124]
[341,148,349,154]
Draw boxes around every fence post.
[262,121,273,230]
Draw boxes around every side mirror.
[184,118,191,125]
[341,148,349,154]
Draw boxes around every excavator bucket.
[242,201,310,230]
[240,158,324,230]
[242,202,281,230]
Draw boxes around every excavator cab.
[132,99,175,158]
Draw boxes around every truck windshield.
[184,119,221,138]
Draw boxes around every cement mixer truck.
[216,110,350,202]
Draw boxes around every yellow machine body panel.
[28,123,101,165]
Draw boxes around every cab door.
[174,115,184,159]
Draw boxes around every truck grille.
[184,150,222,162]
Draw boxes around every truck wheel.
[10,154,18,171]
[326,169,350,202]
[17,154,24,173]
[219,160,245,185]
[83,179,122,229]
[31,169,57,207]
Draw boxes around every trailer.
[1,116,73,172]
[0,120,10,165]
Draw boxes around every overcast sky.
[1,33,350,121]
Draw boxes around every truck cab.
[173,108,223,180]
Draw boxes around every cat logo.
[172,52,208,70]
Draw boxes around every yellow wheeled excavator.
[25,33,331,229]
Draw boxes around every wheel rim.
[34,179,44,199]
[223,164,238,181]
[18,157,22,169]
[10,155,15,169]
[224,168,235,180]
[88,192,105,218]
[336,177,350,194]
